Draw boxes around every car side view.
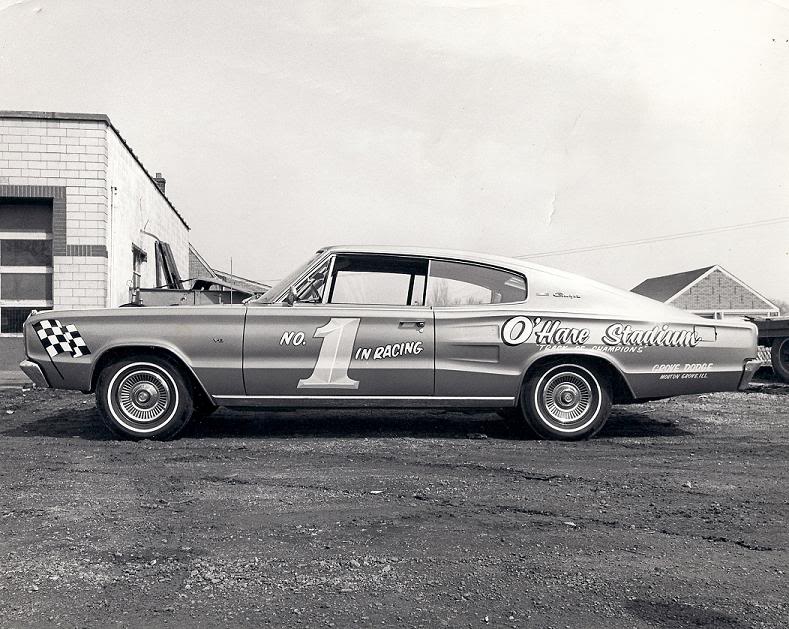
[20,245,761,440]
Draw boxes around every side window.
[426,260,526,306]
[328,255,428,306]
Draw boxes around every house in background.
[632,265,780,320]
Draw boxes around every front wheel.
[521,362,612,440]
[96,356,193,440]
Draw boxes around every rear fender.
[518,349,636,403]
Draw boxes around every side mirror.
[284,285,298,306]
[310,271,325,281]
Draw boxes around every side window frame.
[288,255,333,304]
[267,251,332,304]
[425,258,528,308]
[324,254,429,307]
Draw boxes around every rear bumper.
[19,360,50,388]
[738,358,761,391]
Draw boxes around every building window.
[1,307,48,334]
[132,245,147,290]
[0,197,53,335]
[1,240,52,266]
[0,273,53,300]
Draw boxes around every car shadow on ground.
[2,407,117,441]
[2,405,693,440]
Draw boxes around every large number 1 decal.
[298,318,361,389]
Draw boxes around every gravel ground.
[0,379,787,628]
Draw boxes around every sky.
[1,0,788,303]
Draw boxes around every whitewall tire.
[521,363,612,440]
[96,357,193,440]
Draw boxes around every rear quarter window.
[426,260,526,306]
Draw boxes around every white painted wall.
[106,127,189,307]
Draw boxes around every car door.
[242,253,434,399]
[428,259,529,399]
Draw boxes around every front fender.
[88,341,209,397]
[22,306,246,396]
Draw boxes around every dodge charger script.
[20,246,760,440]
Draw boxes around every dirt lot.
[0,379,786,628]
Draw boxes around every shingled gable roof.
[631,266,715,302]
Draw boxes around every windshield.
[256,251,324,303]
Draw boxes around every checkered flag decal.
[32,319,91,358]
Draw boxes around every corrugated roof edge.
[0,110,190,230]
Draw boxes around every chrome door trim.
[213,394,515,408]
[215,395,512,400]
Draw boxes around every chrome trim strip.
[269,249,529,307]
[19,360,49,388]
[213,395,514,401]
[322,254,336,304]
[425,258,432,306]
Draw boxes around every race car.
[20,245,760,441]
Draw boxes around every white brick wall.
[0,114,189,311]
[0,118,109,310]
[53,257,108,304]
[0,121,109,250]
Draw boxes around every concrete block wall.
[0,117,109,310]
[1,113,190,312]
[53,257,108,307]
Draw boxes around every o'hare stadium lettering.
[501,316,534,345]
[602,323,702,348]
[502,317,703,348]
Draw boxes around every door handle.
[399,320,426,331]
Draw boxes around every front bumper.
[738,358,761,391]
[19,360,50,388]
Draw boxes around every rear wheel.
[96,356,193,440]
[521,362,612,440]
[771,338,789,383]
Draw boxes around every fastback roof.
[323,244,536,272]
[631,266,714,302]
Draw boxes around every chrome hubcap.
[542,372,592,423]
[117,370,171,423]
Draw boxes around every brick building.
[0,111,189,360]
[632,265,779,319]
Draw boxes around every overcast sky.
[1,0,787,302]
